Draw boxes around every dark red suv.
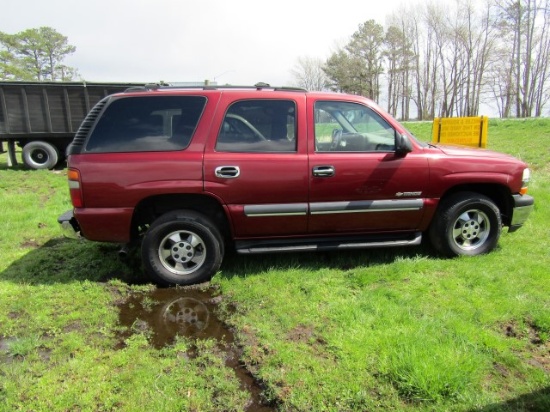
[58,84,534,285]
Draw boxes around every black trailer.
[0,81,144,169]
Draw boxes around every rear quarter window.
[85,95,206,152]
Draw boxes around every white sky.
[1,0,426,86]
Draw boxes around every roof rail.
[124,83,161,92]
[123,83,307,93]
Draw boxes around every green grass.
[1,118,550,411]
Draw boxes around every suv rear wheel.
[429,192,502,257]
[142,210,223,286]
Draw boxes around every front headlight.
[520,168,530,195]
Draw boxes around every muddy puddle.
[117,287,273,412]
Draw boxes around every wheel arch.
[131,193,232,243]
[438,183,514,226]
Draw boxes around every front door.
[308,100,429,235]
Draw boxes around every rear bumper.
[60,207,134,243]
[57,210,81,239]
[509,194,534,232]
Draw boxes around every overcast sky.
[0,0,436,86]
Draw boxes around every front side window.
[86,95,206,152]
[216,100,296,152]
[314,101,395,152]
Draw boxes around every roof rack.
[123,82,307,93]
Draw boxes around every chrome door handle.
[312,165,335,177]
[215,166,240,178]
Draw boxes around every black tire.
[429,192,502,257]
[22,141,60,170]
[141,210,224,286]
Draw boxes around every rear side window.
[216,99,296,152]
[85,96,206,152]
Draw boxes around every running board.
[235,232,422,254]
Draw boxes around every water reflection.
[162,297,210,335]
[117,287,230,348]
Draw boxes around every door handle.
[215,166,240,179]
[312,165,335,177]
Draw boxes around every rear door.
[204,93,309,238]
[307,98,429,235]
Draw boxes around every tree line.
[291,0,550,119]
[0,27,77,82]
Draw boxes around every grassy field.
[1,118,549,411]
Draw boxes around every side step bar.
[235,232,422,254]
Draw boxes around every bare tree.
[410,3,442,120]
[459,1,496,116]
[401,0,497,118]
[495,0,550,117]
[290,56,329,91]
[438,0,496,117]
[308,0,549,119]
[384,23,415,120]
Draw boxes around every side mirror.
[395,133,413,156]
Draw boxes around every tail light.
[68,168,84,208]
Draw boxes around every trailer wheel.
[22,141,60,170]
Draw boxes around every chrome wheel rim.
[158,230,206,276]
[451,209,490,251]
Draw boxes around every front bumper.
[508,194,535,232]
[57,210,81,239]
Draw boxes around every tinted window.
[315,101,395,152]
[216,100,296,152]
[86,96,206,152]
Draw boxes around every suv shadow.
[0,238,147,285]
[0,237,435,286]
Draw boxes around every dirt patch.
[238,325,276,368]
[0,337,21,364]
[502,320,550,374]
[527,323,546,346]
[493,362,511,377]
[287,323,331,362]
[287,323,328,346]
[7,311,20,320]
[527,324,550,373]
[20,239,40,249]
[287,324,316,343]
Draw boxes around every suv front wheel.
[429,192,502,257]
[142,210,224,286]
